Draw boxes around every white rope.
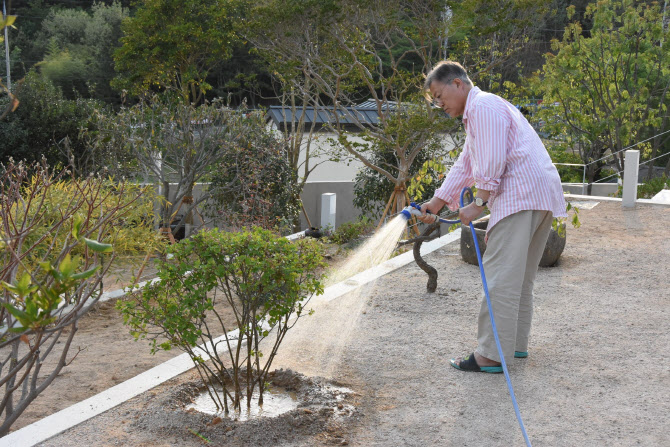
[586,128,670,166]
[592,150,669,183]
[639,151,670,166]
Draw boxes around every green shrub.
[327,218,374,245]
[16,175,160,266]
[0,71,102,167]
[118,227,325,414]
[636,175,669,199]
[206,110,300,234]
[547,144,584,183]
[614,175,669,199]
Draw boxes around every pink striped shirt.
[434,86,566,233]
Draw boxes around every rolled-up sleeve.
[434,143,474,211]
[470,105,509,192]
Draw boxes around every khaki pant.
[475,210,553,363]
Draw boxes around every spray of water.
[271,215,410,378]
[328,215,409,285]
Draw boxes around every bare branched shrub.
[0,160,154,435]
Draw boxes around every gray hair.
[424,61,472,91]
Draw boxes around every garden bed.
[8,236,360,433]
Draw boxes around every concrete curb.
[0,229,461,447]
[564,193,670,207]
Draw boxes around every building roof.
[265,100,399,131]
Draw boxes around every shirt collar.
[462,86,481,123]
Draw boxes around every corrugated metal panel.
[266,103,393,127]
[357,100,398,110]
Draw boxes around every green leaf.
[71,265,101,280]
[0,280,18,295]
[59,254,77,277]
[72,216,83,240]
[2,274,38,298]
[1,302,32,327]
[39,261,54,273]
[0,15,16,29]
[84,238,113,253]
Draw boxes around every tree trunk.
[586,164,600,195]
[394,184,406,216]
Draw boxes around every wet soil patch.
[130,369,359,446]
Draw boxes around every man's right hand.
[416,197,447,224]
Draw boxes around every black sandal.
[450,353,502,374]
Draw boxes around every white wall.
[299,132,366,182]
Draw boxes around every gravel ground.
[36,200,670,446]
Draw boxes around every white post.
[622,150,639,208]
[320,193,336,231]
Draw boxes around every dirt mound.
[120,370,358,447]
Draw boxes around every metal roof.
[265,101,399,130]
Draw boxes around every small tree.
[0,160,155,435]
[90,94,301,236]
[118,227,325,413]
[538,0,670,187]
[90,93,241,236]
[206,111,301,233]
[352,111,459,217]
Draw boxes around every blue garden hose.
[402,188,532,446]
[459,187,532,447]
[401,202,461,224]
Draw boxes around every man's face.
[429,79,468,118]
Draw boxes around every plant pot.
[460,219,566,267]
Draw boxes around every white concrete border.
[564,193,670,207]
[1,229,462,447]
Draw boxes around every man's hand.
[416,196,447,224]
[459,203,485,226]
[460,189,491,225]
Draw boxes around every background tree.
[89,93,300,236]
[445,0,555,93]
[8,2,128,104]
[0,72,101,167]
[538,0,670,188]
[250,0,460,222]
[239,55,331,227]
[113,0,240,103]
[353,131,461,216]
[90,93,240,236]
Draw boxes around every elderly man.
[420,61,566,373]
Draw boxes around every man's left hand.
[459,203,485,226]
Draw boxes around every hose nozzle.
[401,201,461,225]
[401,204,423,220]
